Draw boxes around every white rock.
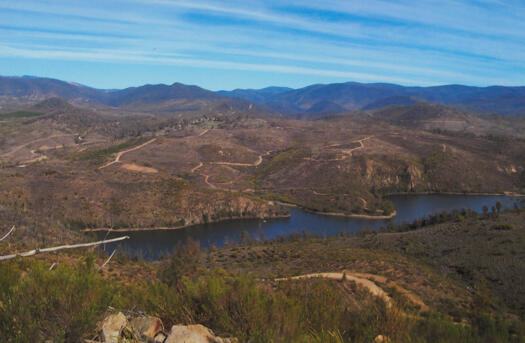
[101,312,128,343]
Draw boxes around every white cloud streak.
[0,0,523,87]
[0,44,432,85]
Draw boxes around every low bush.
[492,223,515,231]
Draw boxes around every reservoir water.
[97,194,523,259]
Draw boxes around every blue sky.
[0,0,523,90]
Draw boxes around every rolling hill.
[371,103,525,138]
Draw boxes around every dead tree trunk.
[0,236,129,262]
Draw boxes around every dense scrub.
[359,207,525,317]
[69,137,148,165]
[0,248,523,342]
[0,111,44,119]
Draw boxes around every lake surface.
[97,194,523,259]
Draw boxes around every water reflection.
[97,194,523,259]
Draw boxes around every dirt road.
[203,174,217,189]
[189,150,266,190]
[304,136,373,162]
[99,138,157,170]
[276,270,428,311]
[276,271,391,305]
[190,162,203,173]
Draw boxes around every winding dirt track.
[190,162,204,173]
[18,150,48,167]
[99,138,157,170]
[346,136,373,155]
[305,136,373,162]
[276,271,391,306]
[276,270,429,311]
[189,137,266,189]
[203,174,217,189]
[189,136,372,190]
[331,135,373,160]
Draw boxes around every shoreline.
[274,191,524,219]
[82,192,523,232]
[385,191,525,197]
[81,213,291,232]
[304,209,397,219]
[274,201,397,219]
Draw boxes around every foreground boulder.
[96,310,235,343]
[100,312,128,343]
[130,315,164,340]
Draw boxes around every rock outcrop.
[96,310,236,343]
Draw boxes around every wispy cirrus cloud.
[0,0,523,89]
[0,44,430,85]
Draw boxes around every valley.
[1,76,525,342]
[2,0,525,340]
[1,78,524,237]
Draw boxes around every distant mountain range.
[217,87,293,104]
[220,82,525,117]
[0,76,267,116]
[1,76,524,118]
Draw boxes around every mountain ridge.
[221,81,525,117]
[2,75,524,117]
[0,76,272,117]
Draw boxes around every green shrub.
[1,111,43,119]
[0,255,118,343]
[69,138,147,164]
[491,223,515,231]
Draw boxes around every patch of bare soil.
[121,163,158,173]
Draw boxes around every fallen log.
[0,236,129,261]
